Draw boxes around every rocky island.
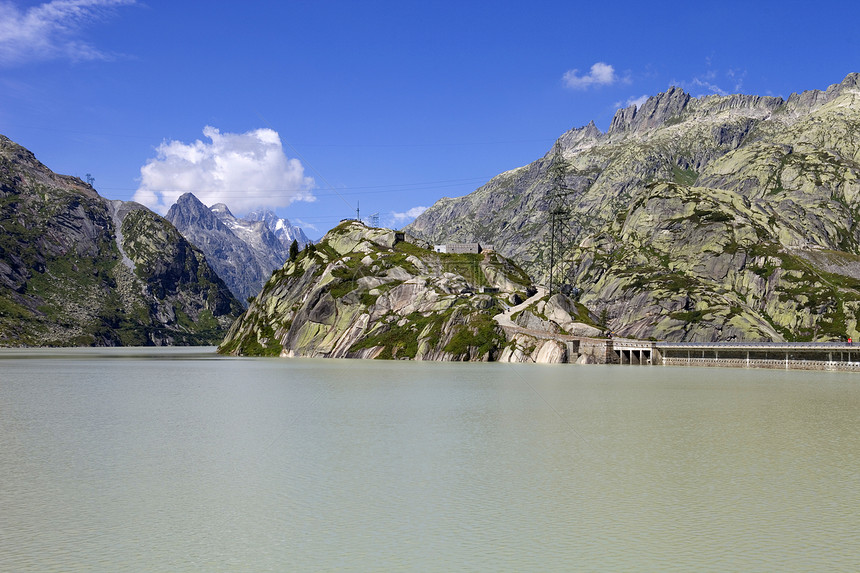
[218,221,601,362]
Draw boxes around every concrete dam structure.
[609,339,860,372]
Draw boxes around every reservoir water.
[1,347,858,571]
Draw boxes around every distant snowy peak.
[273,222,311,250]
[209,203,245,232]
[245,208,311,249]
[245,208,278,229]
[164,193,290,305]
[210,203,234,218]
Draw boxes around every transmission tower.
[85,173,95,187]
[547,144,571,296]
[369,212,380,227]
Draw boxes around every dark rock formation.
[0,135,243,346]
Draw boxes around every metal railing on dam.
[657,341,859,351]
[609,339,860,371]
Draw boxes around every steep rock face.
[218,221,556,361]
[608,86,692,135]
[211,204,294,284]
[0,135,243,346]
[166,193,289,303]
[407,74,860,342]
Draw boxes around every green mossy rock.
[218,221,532,359]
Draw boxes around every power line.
[99,176,493,198]
[100,175,490,194]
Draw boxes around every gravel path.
[493,286,547,329]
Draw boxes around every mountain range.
[407,73,860,342]
[5,73,860,348]
[166,193,310,304]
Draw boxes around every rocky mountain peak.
[166,193,226,232]
[607,87,786,139]
[782,72,860,115]
[609,86,692,135]
[1,135,99,200]
[556,120,603,154]
[245,207,278,228]
[218,220,591,362]
[692,93,784,119]
[839,72,860,91]
[245,208,311,249]
[1,138,243,346]
[164,193,296,303]
[210,203,234,217]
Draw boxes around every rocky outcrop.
[0,135,243,346]
[218,221,592,361]
[491,287,601,363]
[406,74,860,342]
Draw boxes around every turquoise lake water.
[1,347,858,571]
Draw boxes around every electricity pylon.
[547,144,571,296]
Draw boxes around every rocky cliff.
[218,221,597,361]
[407,74,860,342]
[0,135,243,346]
[166,193,292,303]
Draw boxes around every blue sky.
[1,0,858,239]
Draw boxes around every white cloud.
[691,77,728,96]
[623,94,649,109]
[292,218,318,232]
[612,94,649,111]
[726,68,746,93]
[134,126,316,215]
[563,62,620,90]
[0,0,135,66]
[392,206,428,223]
[672,66,748,98]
